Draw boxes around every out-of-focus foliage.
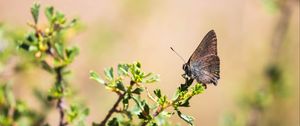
[0,84,46,126]
[90,62,206,126]
[2,18,48,126]
[261,0,280,13]
[221,0,294,125]
[17,3,89,125]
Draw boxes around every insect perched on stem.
[171,30,220,88]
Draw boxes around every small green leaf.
[136,62,141,68]
[108,117,119,126]
[31,3,40,24]
[41,61,54,73]
[143,73,159,83]
[4,84,16,107]
[66,104,89,126]
[148,122,158,126]
[104,67,114,80]
[45,6,54,22]
[66,47,79,61]
[137,101,151,120]
[122,95,129,110]
[154,89,161,98]
[48,83,65,99]
[54,42,64,58]
[116,81,126,91]
[65,18,77,29]
[89,71,105,85]
[118,64,130,76]
[55,12,66,24]
[192,83,205,95]
[26,33,38,44]
[176,110,194,126]
[132,88,143,95]
[158,96,167,105]
[19,43,30,51]
[29,45,38,52]
[178,99,190,107]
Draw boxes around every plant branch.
[142,78,195,126]
[55,67,67,126]
[97,93,126,126]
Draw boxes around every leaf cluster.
[90,62,206,126]
[0,84,46,126]
[16,3,88,126]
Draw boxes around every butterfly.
[182,30,220,87]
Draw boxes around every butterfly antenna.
[170,47,186,63]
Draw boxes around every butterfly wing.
[189,30,217,60]
[189,55,220,85]
[187,30,220,85]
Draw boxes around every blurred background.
[0,0,299,125]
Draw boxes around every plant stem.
[97,93,125,126]
[57,98,67,126]
[55,67,67,126]
[141,78,194,126]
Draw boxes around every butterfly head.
[183,63,192,77]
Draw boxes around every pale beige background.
[0,0,299,126]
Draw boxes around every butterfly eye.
[183,64,189,71]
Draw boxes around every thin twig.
[55,67,67,126]
[141,78,195,126]
[144,87,157,103]
[97,93,126,126]
[57,98,67,126]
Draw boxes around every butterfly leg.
[202,84,207,89]
[182,73,189,79]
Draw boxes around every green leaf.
[29,45,38,52]
[65,18,77,29]
[178,79,194,92]
[108,117,119,126]
[31,3,40,24]
[54,42,64,58]
[66,104,89,126]
[122,95,129,110]
[117,64,130,76]
[66,47,79,61]
[89,71,105,85]
[191,83,205,95]
[158,96,167,106]
[104,67,114,80]
[132,88,143,95]
[26,32,38,44]
[45,6,54,22]
[116,81,126,91]
[48,82,68,99]
[148,122,158,126]
[176,110,194,126]
[136,62,141,68]
[19,43,30,51]
[154,89,167,105]
[137,101,151,120]
[41,61,54,73]
[154,89,161,98]
[143,101,150,114]
[178,99,190,107]
[55,12,66,24]
[4,84,16,107]
[143,73,159,83]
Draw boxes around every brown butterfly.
[182,30,220,87]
